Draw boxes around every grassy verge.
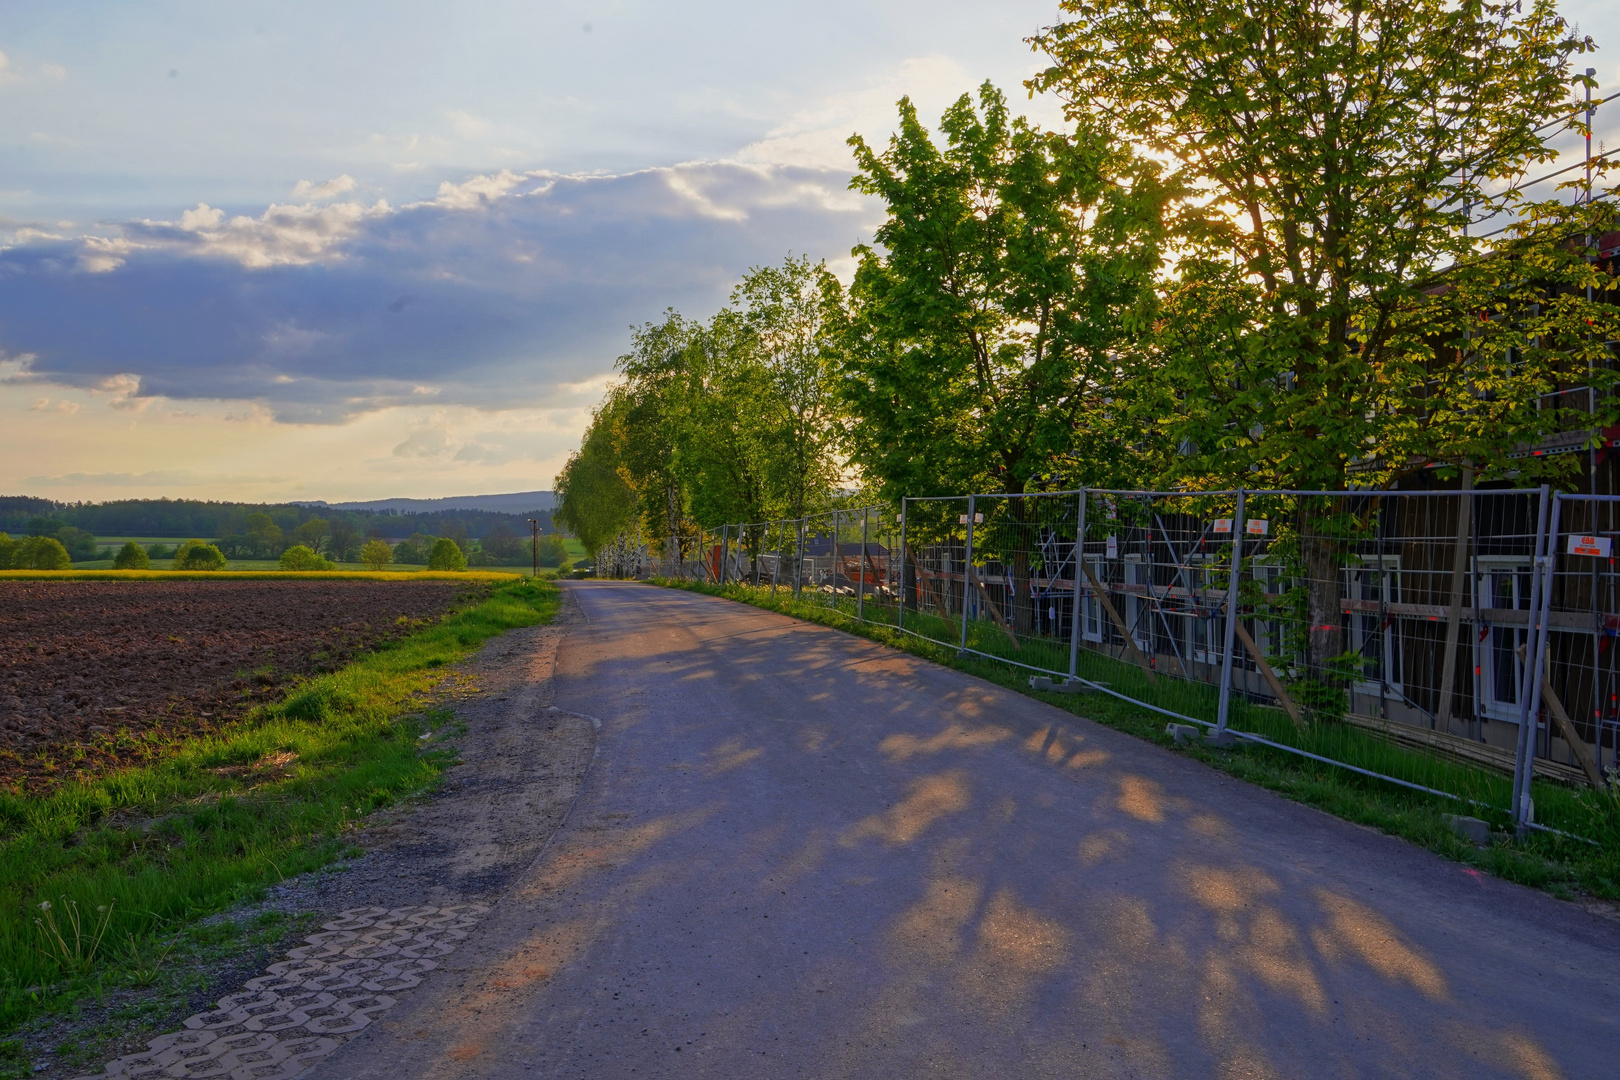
[0,577,558,1038]
[1,570,523,582]
[654,577,1620,903]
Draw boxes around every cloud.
[291,174,358,201]
[0,161,874,423]
[0,51,14,88]
[392,427,454,458]
[19,469,290,487]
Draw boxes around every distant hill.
[302,491,556,514]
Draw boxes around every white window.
[1249,561,1295,676]
[1189,559,1222,665]
[1081,555,1104,642]
[1475,558,1532,722]
[1345,556,1402,696]
[1123,556,1151,655]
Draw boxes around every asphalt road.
[319,580,1620,1079]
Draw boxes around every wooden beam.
[1519,645,1606,789]
[1230,618,1306,730]
[967,565,1021,651]
[1081,560,1158,685]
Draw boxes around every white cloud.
[291,174,358,201]
[0,51,14,88]
[392,428,454,458]
[446,110,491,138]
[736,55,1068,170]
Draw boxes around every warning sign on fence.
[1568,534,1613,558]
[1247,519,1269,535]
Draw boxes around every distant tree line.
[0,498,560,566]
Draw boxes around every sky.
[2,0,1618,505]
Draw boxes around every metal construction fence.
[674,486,1620,838]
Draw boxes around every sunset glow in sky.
[3,1,1616,503]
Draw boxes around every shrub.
[172,539,226,571]
[279,544,335,571]
[0,532,16,569]
[13,536,72,570]
[361,539,393,571]
[112,541,151,570]
[427,538,467,571]
[146,543,176,560]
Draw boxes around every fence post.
[858,507,868,623]
[1214,489,1248,739]
[770,521,779,599]
[897,499,908,633]
[1513,487,1558,830]
[959,494,977,656]
[794,518,803,598]
[1068,488,1088,682]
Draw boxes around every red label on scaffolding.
[1568,534,1612,558]
[1213,518,1233,533]
[1246,519,1269,536]
[1106,535,1118,559]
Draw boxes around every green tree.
[391,533,434,565]
[361,539,393,571]
[292,517,328,553]
[13,536,71,570]
[731,255,847,521]
[538,534,570,567]
[172,540,226,571]
[555,391,644,560]
[1033,0,1620,684]
[842,83,1166,502]
[841,83,1167,631]
[0,532,17,569]
[280,544,335,571]
[427,537,468,571]
[112,541,151,570]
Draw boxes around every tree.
[554,390,644,560]
[842,83,1167,503]
[292,517,328,553]
[113,541,151,570]
[12,536,71,570]
[391,533,434,565]
[173,540,226,571]
[327,517,362,562]
[538,534,570,568]
[1033,0,1620,687]
[361,539,394,571]
[280,544,335,571]
[427,538,467,571]
[0,532,16,569]
[841,83,1167,631]
[731,255,847,521]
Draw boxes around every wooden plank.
[1231,618,1306,730]
[1080,560,1158,685]
[1518,644,1606,789]
[967,565,1021,651]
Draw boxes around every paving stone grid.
[76,903,490,1080]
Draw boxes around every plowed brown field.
[0,580,478,793]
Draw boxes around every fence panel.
[694,485,1611,837]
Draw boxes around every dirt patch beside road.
[0,580,478,793]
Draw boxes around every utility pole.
[526,518,540,579]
